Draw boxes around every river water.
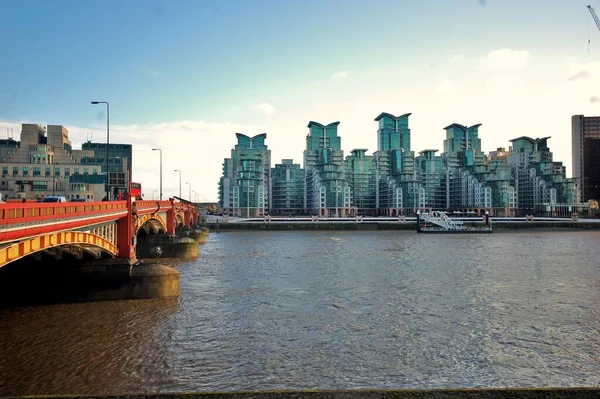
[1,230,599,396]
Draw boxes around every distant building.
[81,142,132,198]
[0,124,106,201]
[373,113,418,216]
[217,115,580,217]
[271,159,304,215]
[572,115,600,202]
[344,149,376,215]
[508,136,579,216]
[441,123,493,213]
[218,133,271,217]
[415,149,446,209]
[303,122,350,217]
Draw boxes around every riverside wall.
[7,388,600,399]
[208,221,600,231]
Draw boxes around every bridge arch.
[175,213,185,228]
[136,213,168,235]
[0,231,118,268]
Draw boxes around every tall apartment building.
[441,123,492,211]
[415,149,446,209]
[484,148,516,216]
[344,149,376,214]
[270,159,304,215]
[572,114,600,202]
[217,115,580,217]
[0,124,106,201]
[218,133,271,217]
[508,136,579,216]
[373,113,418,215]
[303,122,350,217]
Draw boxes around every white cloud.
[436,79,463,95]
[331,71,348,80]
[255,103,276,115]
[449,54,464,64]
[479,49,529,71]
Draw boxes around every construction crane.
[588,5,600,52]
[588,5,600,31]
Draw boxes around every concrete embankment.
[9,388,600,399]
[208,221,600,231]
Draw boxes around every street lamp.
[152,148,162,200]
[185,182,191,202]
[174,169,182,198]
[91,101,110,200]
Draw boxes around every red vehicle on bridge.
[129,182,142,200]
[117,182,143,201]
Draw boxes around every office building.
[81,142,132,198]
[0,124,106,201]
[572,115,600,202]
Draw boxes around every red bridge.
[0,199,200,268]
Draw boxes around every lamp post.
[174,169,182,198]
[91,101,110,200]
[152,148,162,200]
[186,182,191,202]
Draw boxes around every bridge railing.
[135,200,173,210]
[0,201,128,226]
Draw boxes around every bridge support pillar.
[117,199,136,262]
[166,199,176,235]
[0,258,180,306]
[184,208,191,229]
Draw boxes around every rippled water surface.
[1,230,599,396]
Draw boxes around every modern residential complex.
[572,114,600,202]
[217,113,582,217]
[219,133,271,217]
[0,124,132,201]
[270,159,304,215]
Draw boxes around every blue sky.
[1,0,599,200]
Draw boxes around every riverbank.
[8,388,600,399]
[207,221,600,231]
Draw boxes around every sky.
[1,0,600,201]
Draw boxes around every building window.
[33,167,41,177]
[32,181,47,191]
[23,167,29,176]
[64,168,70,177]
[2,167,7,177]
[55,168,60,177]
[74,168,79,175]
[92,168,98,174]
[12,167,18,176]
[45,167,51,177]
[83,168,89,174]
